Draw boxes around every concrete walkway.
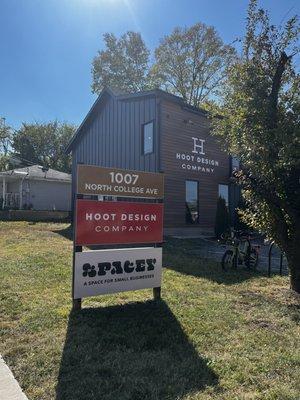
[0,356,28,400]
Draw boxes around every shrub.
[214,196,230,238]
[234,199,249,232]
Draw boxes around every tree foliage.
[212,0,300,291]
[0,154,11,171]
[150,23,236,107]
[0,118,14,171]
[92,32,150,94]
[0,117,12,156]
[91,25,235,108]
[13,121,76,173]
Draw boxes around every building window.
[185,180,199,224]
[231,156,240,173]
[218,184,229,206]
[142,121,154,154]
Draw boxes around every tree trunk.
[286,243,300,294]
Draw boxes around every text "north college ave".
[85,183,159,196]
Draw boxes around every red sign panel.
[76,200,163,246]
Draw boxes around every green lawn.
[0,221,299,400]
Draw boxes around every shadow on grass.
[56,300,218,400]
[163,237,265,285]
[52,224,73,241]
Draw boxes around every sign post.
[72,165,164,310]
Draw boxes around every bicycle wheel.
[245,248,258,270]
[221,250,236,271]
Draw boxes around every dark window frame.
[185,179,199,224]
[141,120,155,155]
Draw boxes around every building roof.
[0,165,71,182]
[65,87,209,154]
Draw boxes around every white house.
[0,165,71,211]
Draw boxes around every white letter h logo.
[192,137,205,155]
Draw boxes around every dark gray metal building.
[66,87,240,234]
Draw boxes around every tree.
[212,0,300,292]
[0,154,11,171]
[13,121,76,173]
[150,23,236,107]
[0,117,13,171]
[92,32,150,94]
[214,196,230,238]
[0,117,12,156]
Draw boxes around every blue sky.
[0,0,299,129]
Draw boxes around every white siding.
[27,180,71,211]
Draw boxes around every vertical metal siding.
[71,95,158,196]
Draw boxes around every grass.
[0,221,300,400]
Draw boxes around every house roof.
[65,87,209,154]
[0,165,71,182]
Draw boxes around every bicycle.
[221,229,260,271]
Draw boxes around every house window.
[185,180,199,224]
[142,121,154,154]
[218,184,229,206]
